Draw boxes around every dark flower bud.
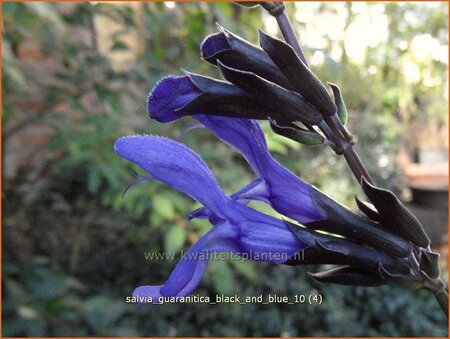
[361,177,430,248]
[286,222,410,275]
[378,263,424,289]
[148,73,274,122]
[309,266,386,287]
[201,26,293,90]
[419,249,440,279]
[269,118,325,146]
[306,190,412,258]
[259,2,285,16]
[148,71,322,125]
[258,30,337,115]
[218,61,323,125]
[355,195,381,222]
[314,239,410,275]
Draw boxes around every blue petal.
[227,207,306,262]
[187,206,211,221]
[195,116,269,175]
[188,178,269,220]
[201,32,230,59]
[132,285,162,303]
[130,230,217,302]
[132,214,304,301]
[114,135,230,217]
[148,76,200,122]
[230,178,269,204]
[202,202,307,263]
[194,115,323,223]
[116,136,307,299]
[131,225,238,300]
[159,229,215,296]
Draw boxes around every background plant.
[2,2,448,336]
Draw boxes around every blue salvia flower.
[187,115,322,224]
[114,135,312,301]
[147,77,412,258]
[115,136,413,299]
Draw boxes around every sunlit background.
[3,2,448,337]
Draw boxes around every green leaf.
[266,137,287,155]
[109,95,123,114]
[3,3,20,19]
[84,296,127,331]
[152,194,176,220]
[270,119,325,146]
[164,226,186,254]
[27,269,66,300]
[230,260,258,281]
[328,83,348,125]
[94,83,112,102]
[111,40,129,51]
[3,41,27,91]
[23,3,65,33]
[87,166,102,194]
[211,261,234,294]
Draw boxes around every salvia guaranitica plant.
[114,2,448,317]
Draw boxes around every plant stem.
[331,113,353,142]
[269,2,372,185]
[325,115,373,184]
[275,12,309,67]
[261,2,309,67]
[434,289,449,317]
[424,275,448,318]
[343,147,373,184]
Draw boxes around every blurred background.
[2,1,448,337]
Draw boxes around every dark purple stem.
[325,114,373,184]
[266,1,372,185]
[435,289,449,318]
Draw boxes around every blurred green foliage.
[2,2,448,337]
